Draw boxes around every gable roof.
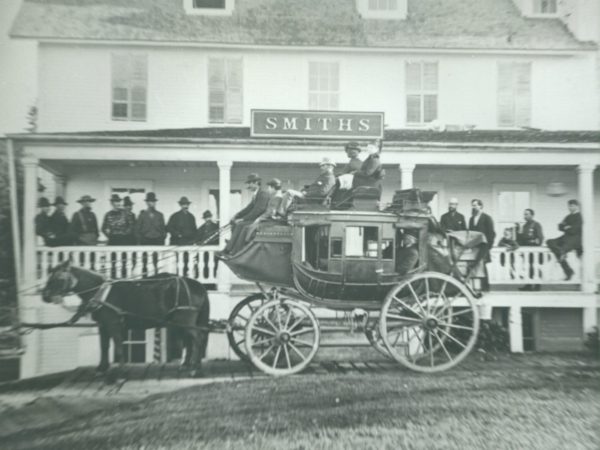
[10,0,595,51]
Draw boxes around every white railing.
[36,246,220,285]
[488,246,581,285]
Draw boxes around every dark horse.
[41,261,210,377]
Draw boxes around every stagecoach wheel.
[245,298,320,376]
[380,272,479,373]
[365,322,394,360]
[227,293,267,361]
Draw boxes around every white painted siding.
[37,43,600,132]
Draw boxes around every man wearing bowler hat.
[35,197,53,245]
[135,192,166,245]
[222,173,270,254]
[70,195,99,245]
[47,196,71,246]
[102,194,135,245]
[167,196,198,245]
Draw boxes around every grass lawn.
[3,354,599,450]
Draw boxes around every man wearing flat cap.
[70,195,99,245]
[135,192,166,245]
[167,196,198,245]
[47,196,72,246]
[102,194,135,245]
[35,197,53,246]
[223,173,270,254]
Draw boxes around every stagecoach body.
[222,200,487,376]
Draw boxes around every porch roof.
[7,127,600,147]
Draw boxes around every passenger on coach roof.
[35,197,52,246]
[439,198,466,232]
[546,199,582,281]
[222,173,270,254]
[278,158,337,216]
[121,196,137,245]
[47,196,71,246]
[135,192,166,245]
[196,210,219,246]
[70,195,99,245]
[351,142,384,194]
[102,194,136,246]
[167,196,197,245]
[342,141,363,174]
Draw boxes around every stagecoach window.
[344,226,379,258]
[330,238,342,258]
[381,239,394,260]
[304,225,330,269]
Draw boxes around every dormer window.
[184,0,234,16]
[533,0,557,14]
[357,0,407,19]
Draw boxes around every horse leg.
[97,324,110,373]
[186,329,202,377]
[106,321,124,383]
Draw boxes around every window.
[209,58,243,124]
[494,184,534,237]
[345,226,379,258]
[368,0,398,10]
[111,54,147,121]
[405,61,438,125]
[533,0,557,13]
[194,0,225,8]
[331,238,343,258]
[309,62,339,110]
[497,62,531,128]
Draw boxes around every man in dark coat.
[547,199,582,280]
[47,196,71,246]
[223,173,270,254]
[516,208,544,291]
[468,199,496,291]
[167,197,197,245]
[35,197,53,245]
[102,194,135,245]
[135,192,166,245]
[196,210,219,246]
[342,141,363,174]
[440,198,466,232]
[122,196,137,245]
[70,195,99,245]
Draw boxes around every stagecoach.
[223,189,488,376]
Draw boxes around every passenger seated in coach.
[396,231,419,275]
[278,158,336,215]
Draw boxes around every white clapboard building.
[8,0,600,377]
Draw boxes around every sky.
[0,0,36,135]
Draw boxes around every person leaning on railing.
[516,208,544,291]
[546,199,582,281]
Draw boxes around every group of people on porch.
[35,193,220,248]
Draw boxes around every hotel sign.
[251,110,384,139]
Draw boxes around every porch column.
[217,160,232,292]
[22,156,39,287]
[577,163,596,294]
[399,163,416,190]
[509,306,524,353]
[53,174,66,198]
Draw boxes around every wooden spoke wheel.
[380,272,479,373]
[245,298,320,376]
[227,293,267,361]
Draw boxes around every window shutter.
[497,63,515,127]
[225,59,243,123]
[423,62,438,91]
[405,62,421,92]
[406,95,421,123]
[209,59,226,123]
[514,63,531,127]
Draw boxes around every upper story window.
[497,62,531,128]
[309,62,339,110]
[184,0,234,15]
[533,0,557,14]
[405,61,438,125]
[208,58,243,124]
[111,54,147,122]
[357,0,407,19]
